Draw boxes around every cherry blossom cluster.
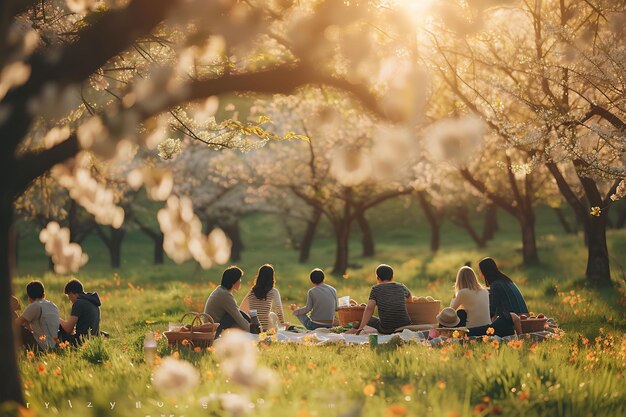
[157,195,231,268]
[38,222,88,274]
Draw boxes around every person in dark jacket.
[59,279,102,344]
[478,257,529,318]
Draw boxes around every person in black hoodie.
[59,279,102,344]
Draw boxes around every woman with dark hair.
[240,264,287,331]
[478,257,529,318]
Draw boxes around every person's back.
[369,281,411,333]
[450,288,490,328]
[22,299,60,349]
[489,279,528,317]
[240,287,284,330]
[307,283,337,322]
[204,285,233,322]
[73,292,101,337]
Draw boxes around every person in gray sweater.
[204,266,251,337]
[290,269,338,330]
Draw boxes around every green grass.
[9,202,626,417]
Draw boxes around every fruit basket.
[336,299,366,326]
[164,312,219,348]
[406,296,441,325]
[520,314,548,334]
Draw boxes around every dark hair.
[252,264,275,300]
[310,268,325,284]
[26,281,45,299]
[221,266,243,290]
[478,257,512,287]
[64,279,84,295]
[376,264,394,281]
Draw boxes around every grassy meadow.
[9,200,626,417]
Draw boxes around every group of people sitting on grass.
[12,256,527,351]
[12,279,102,351]
[202,256,529,338]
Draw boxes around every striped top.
[369,282,412,333]
[239,287,285,330]
[488,279,529,317]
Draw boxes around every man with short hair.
[203,266,250,336]
[59,279,101,344]
[290,268,338,330]
[355,264,412,334]
[14,281,60,350]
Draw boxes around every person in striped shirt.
[355,264,412,334]
[239,264,288,331]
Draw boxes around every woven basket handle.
[179,312,215,332]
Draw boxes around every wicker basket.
[337,300,366,326]
[164,312,219,348]
[406,300,441,325]
[520,317,548,334]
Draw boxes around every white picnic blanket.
[249,318,562,347]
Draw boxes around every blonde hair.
[455,266,483,293]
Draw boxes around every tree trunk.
[332,221,350,276]
[416,190,441,252]
[452,208,485,248]
[299,208,321,263]
[519,214,539,265]
[356,210,374,257]
[585,213,612,286]
[154,232,164,265]
[223,221,243,262]
[109,227,125,268]
[0,195,24,405]
[616,202,626,229]
[482,204,498,242]
[97,225,125,269]
[552,206,575,234]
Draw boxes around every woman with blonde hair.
[449,266,491,328]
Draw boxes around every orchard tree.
[425,0,625,284]
[0,0,433,406]
[250,89,418,275]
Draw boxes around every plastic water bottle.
[144,332,157,365]
[249,309,262,334]
[268,312,280,332]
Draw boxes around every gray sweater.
[293,284,338,322]
[203,286,250,332]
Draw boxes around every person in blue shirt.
[478,257,529,319]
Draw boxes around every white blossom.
[152,357,200,397]
[39,222,88,274]
[329,147,373,186]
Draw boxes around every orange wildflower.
[37,364,46,373]
[386,404,408,416]
[491,340,500,349]
[486,327,495,335]
[401,384,414,396]
[194,347,201,353]
[53,368,62,376]
[363,382,376,397]
[518,391,530,401]
[26,351,35,360]
[436,380,447,390]
[307,362,317,370]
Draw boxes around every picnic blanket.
[253,318,562,347]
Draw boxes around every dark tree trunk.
[552,206,575,234]
[223,221,243,262]
[452,207,485,248]
[356,210,374,257]
[109,227,125,268]
[332,220,350,276]
[0,195,24,405]
[482,204,498,242]
[520,214,539,265]
[416,190,441,252]
[585,213,612,286]
[616,202,626,229]
[96,225,125,269]
[134,218,164,265]
[299,208,321,263]
[154,233,164,265]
